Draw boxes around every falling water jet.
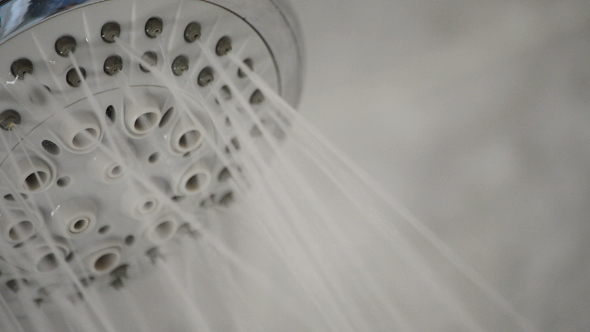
[209,52,486,331]
[225,51,540,332]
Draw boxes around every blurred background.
[290,0,590,331]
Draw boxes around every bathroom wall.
[292,0,590,330]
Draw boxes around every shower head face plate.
[0,0,300,304]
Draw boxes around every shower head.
[0,0,303,321]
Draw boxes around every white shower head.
[0,0,303,326]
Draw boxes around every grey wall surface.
[290,0,590,331]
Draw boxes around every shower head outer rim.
[0,0,304,108]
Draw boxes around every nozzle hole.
[148,152,159,164]
[215,36,232,56]
[56,176,71,188]
[140,51,158,72]
[106,105,116,123]
[172,195,185,202]
[11,58,33,80]
[98,225,110,234]
[237,58,253,78]
[125,235,135,246]
[134,113,158,132]
[72,128,99,149]
[41,140,60,155]
[250,89,265,105]
[101,21,121,43]
[8,221,34,241]
[107,164,124,179]
[184,173,208,193]
[218,167,231,183]
[197,67,214,87]
[69,218,90,234]
[0,109,21,131]
[145,17,163,38]
[25,171,48,191]
[138,198,158,215]
[37,253,59,272]
[219,191,234,206]
[103,55,123,76]
[94,253,118,272]
[178,130,202,151]
[159,107,174,128]
[184,22,201,43]
[153,221,176,241]
[66,67,86,88]
[55,35,77,57]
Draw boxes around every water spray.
[0,1,540,331]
